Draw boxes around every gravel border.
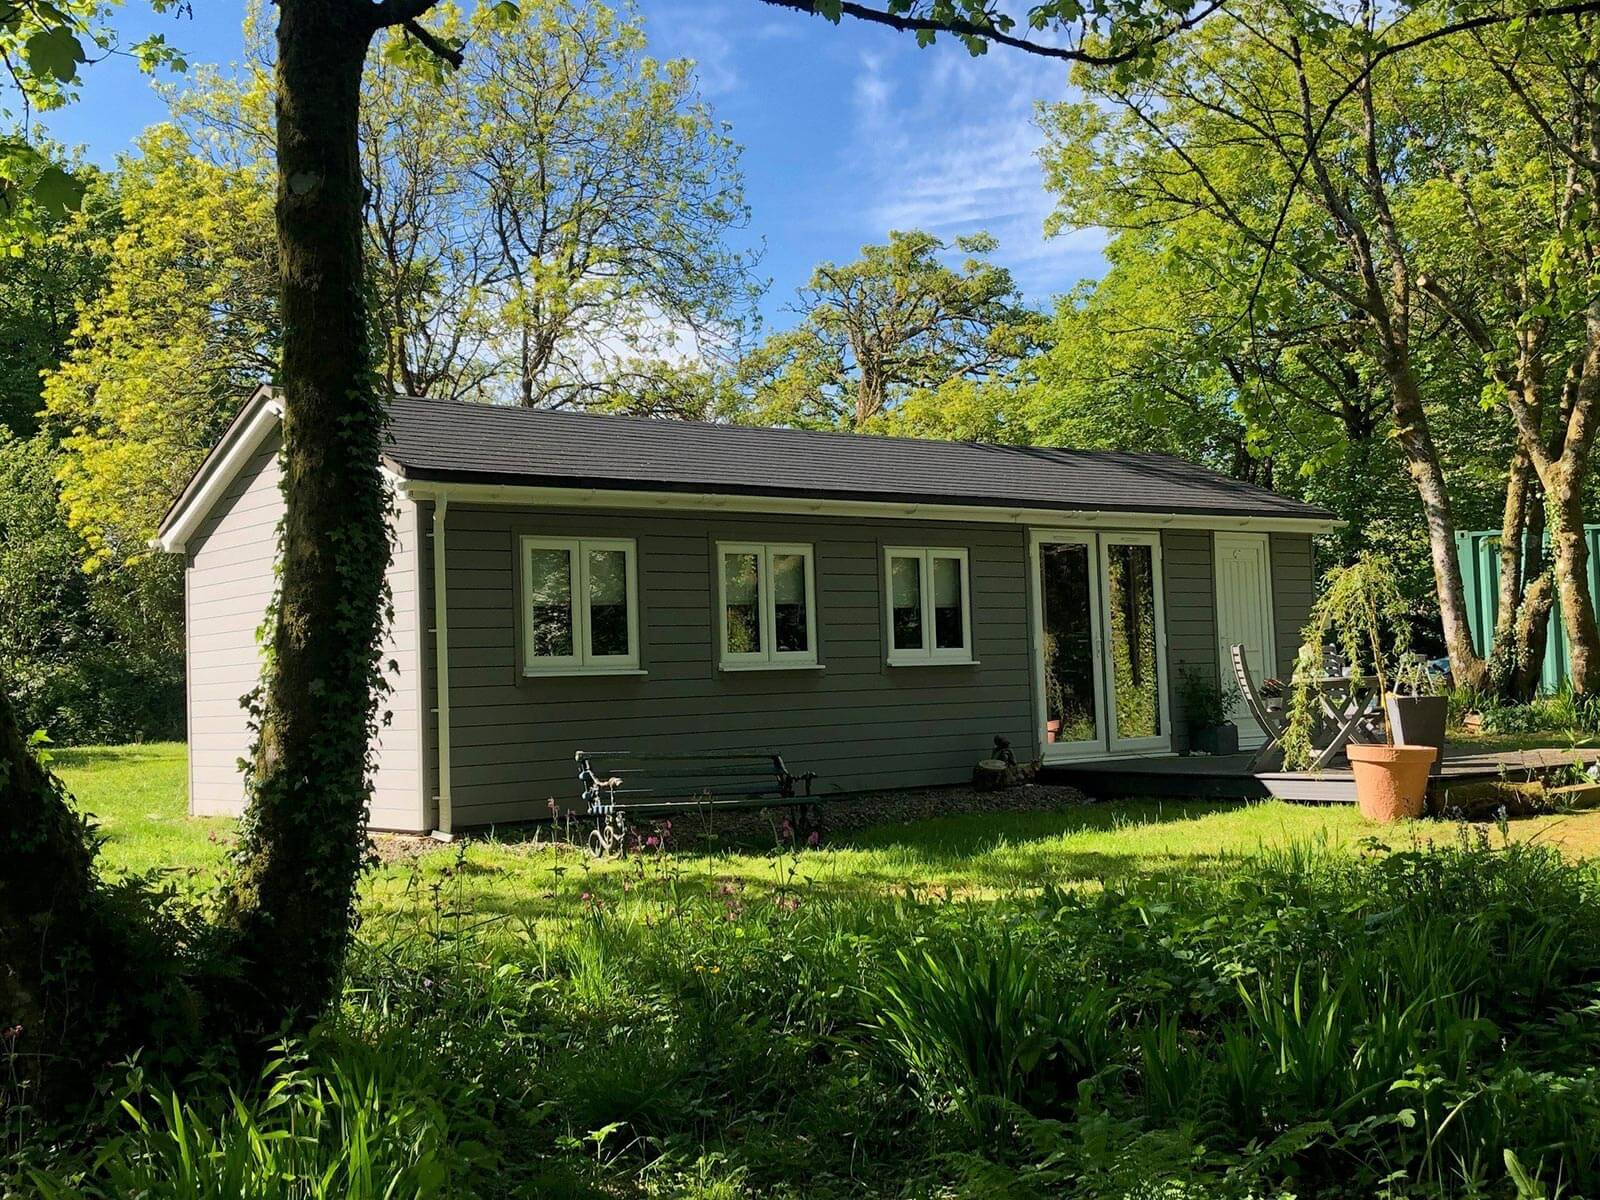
[369,779,1091,863]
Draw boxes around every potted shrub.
[1386,655,1449,777]
[1281,554,1436,821]
[1177,667,1239,755]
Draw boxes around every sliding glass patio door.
[1031,531,1171,760]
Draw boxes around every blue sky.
[40,0,1108,327]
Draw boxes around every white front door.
[1214,533,1276,750]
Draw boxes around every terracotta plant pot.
[1346,743,1436,821]
[1046,719,1062,744]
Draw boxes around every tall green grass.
[15,832,1600,1198]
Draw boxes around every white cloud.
[844,41,1103,300]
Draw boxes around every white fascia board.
[153,389,283,555]
[395,478,1343,535]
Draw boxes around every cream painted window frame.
[884,546,975,666]
[520,535,641,676]
[715,541,820,670]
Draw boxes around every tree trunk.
[1487,449,1551,700]
[1388,368,1487,690]
[1547,460,1600,694]
[219,0,392,1032]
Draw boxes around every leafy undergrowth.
[12,829,1600,1198]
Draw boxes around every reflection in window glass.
[587,548,629,657]
[723,552,762,654]
[890,555,923,651]
[527,548,574,658]
[1107,542,1161,739]
[772,552,810,653]
[1040,542,1097,743]
[932,556,964,650]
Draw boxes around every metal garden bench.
[574,748,817,857]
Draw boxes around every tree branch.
[753,0,1223,64]
[401,16,463,67]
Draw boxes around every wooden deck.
[1042,746,1600,804]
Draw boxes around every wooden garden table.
[1307,675,1381,771]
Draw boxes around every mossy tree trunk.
[220,0,455,1033]
[3,0,457,1099]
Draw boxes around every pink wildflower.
[806,830,820,848]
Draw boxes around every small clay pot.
[1347,743,1436,821]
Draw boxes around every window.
[520,536,640,674]
[716,542,818,669]
[884,547,973,664]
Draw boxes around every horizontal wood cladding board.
[430,503,1039,820]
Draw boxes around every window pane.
[527,548,574,658]
[932,556,964,650]
[587,548,630,658]
[891,555,923,651]
[773,552,810,653]
[723,552,762,654]
[1106,542,1161,739]
[1040,542,1098,743]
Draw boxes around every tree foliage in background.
[42,126,277,573]
[0,0,186,246]
[0,436,183,742]
[168,0,756,409]
[1035,0,1600,695]
[737,230,1041,431]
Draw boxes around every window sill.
[522,667,648,679]
[718,661,825,673]
[887,657,979,668]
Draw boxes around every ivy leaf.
[24,26,86,84]
[813,0,844,23]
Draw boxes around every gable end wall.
[184,429,425,830]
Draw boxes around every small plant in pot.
[1387,654,1448,777]
[1177,668,1239,755]
[1281,553,1436,821]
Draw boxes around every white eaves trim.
[398,479,1344,535]
[154,386,284,555]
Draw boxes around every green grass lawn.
[34,743,1600,1198]
[52,741,1600,922]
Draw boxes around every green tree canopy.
[737,230,1042,431]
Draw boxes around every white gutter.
[398,479,1343,535]
[431,496,453,837]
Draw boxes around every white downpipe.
[431,497,453,836]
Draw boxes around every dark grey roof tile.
[381,396,1332,522]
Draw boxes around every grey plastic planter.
[1385,694,1449,776]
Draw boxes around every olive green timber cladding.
[424,504,1041,825]
[421,510,1317,826]
[184,428,426,830]
[1270,533,1316,681]
[1161,530,1216,753]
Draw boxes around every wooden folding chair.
[1231,643,1286,772]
